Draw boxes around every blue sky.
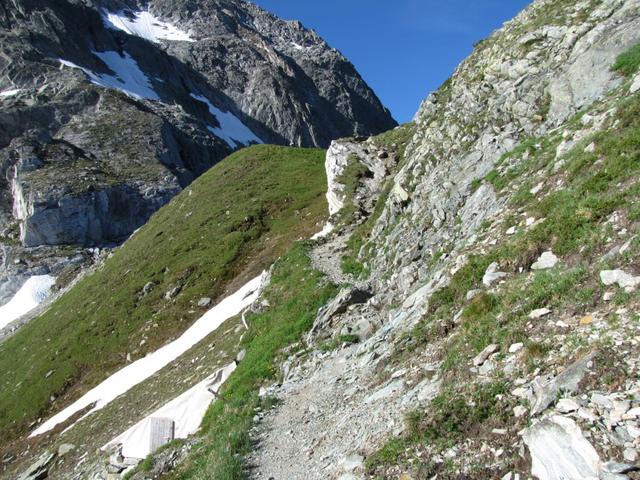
[252,0,532,123]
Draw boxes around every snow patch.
[0,275,55,329]
[311,222,334,240]
[0,88,21,98]
[190,93,263,149]
[102,362,236,459]
[30,273,266,437]
[59,51,159,101]
[102,8,194,43]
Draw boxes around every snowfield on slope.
[59,51,159,101]
[102,8,194,43]
[30,273,266,437]
[0,275,55,329]
[102,362,237,459]
[190,93,263,148]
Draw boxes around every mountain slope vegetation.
[0,145,327,444]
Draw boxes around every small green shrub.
[612,42,640,77]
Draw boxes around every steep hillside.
[4,0,640,479]
[0,145,328,471]
[0,0,395,323]
[144,0,638,479]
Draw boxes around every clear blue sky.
[252,0,532,123]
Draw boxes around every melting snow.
[102,362,237,459]
[0,275,55,329]
[0,88,21,98]
[190,93,263,148]
[59,51,159,101]
[30,273,265,437]
[102,8,194,43]
[311,222,334,240]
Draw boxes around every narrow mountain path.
[309,230,352,286]
[246,230,441,479]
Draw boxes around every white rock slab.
[630,73,640,94]
[529,307,551,319]
[600,269,640,291]
[483,262,506,286]
[523,415,600,480]
[532,251,558,270]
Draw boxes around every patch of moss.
[612,42,640,77]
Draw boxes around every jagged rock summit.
[0,0,395,310]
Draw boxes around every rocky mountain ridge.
[0,0,394,313]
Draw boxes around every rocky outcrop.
[244,0,640,478]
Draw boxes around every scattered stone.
[473,344,498,366]
[483,262,506,286]
[466,289,481,300]
[530,182,545,195]
[44,370,54,379]
[506,226,517,235]
[509,342,524,353]
[531,251,558,270]
[602,461,637,475]
[337,474,358,480]
[308,285,372,340]
[530,352,595,415]
[479,360,495,375]
[197,297,212,307]
[579,315,593,326]
[165,285,181,300]
[364,380,404,404]
[603,292,615,302]
[57,443,75,457]
[236,349,246,363]
[524,416,600,480]
[623,448,637,463]
[141,281,155,296]
[623,407,640,419]
[514,405,528,417]
[392,183,410,203]
[600,270,640,291]
[556,398,580,414]
[590,393,613,409]
[529,307,551,319]
[17,452,56,480]
[339,453,364,472]
[578,408,598,422]
[630,72,640,94]
[501,473,520,480]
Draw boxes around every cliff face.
[0,0,394,306]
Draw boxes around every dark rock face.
[0,0,395,297]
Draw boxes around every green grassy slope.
[166,242,336,479]
[0,145,328,442]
